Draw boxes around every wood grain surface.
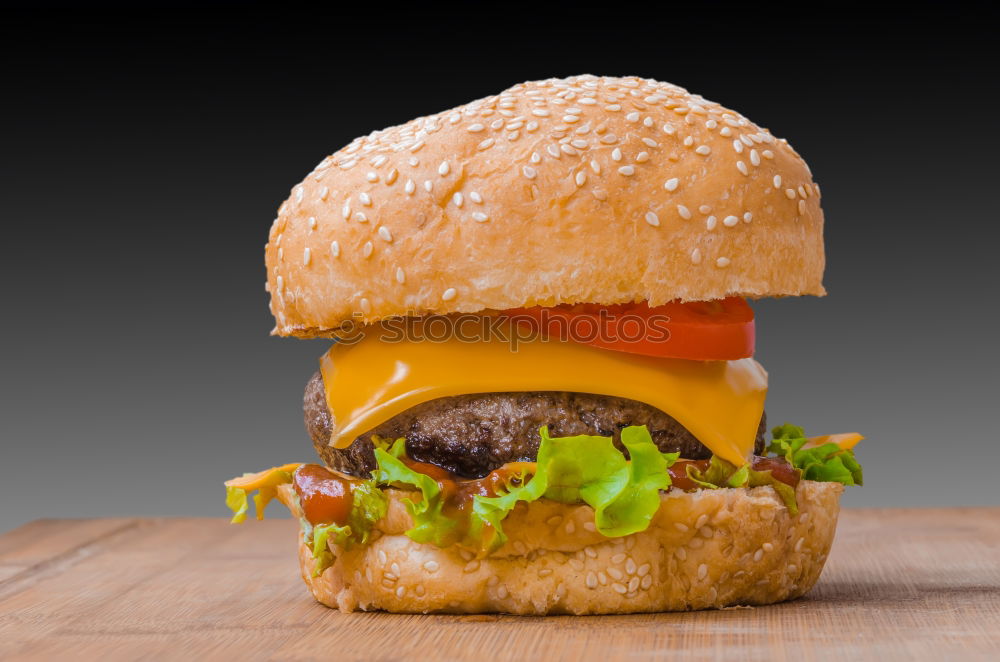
[0,509,997,661]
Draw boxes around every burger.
[225,74,863,615]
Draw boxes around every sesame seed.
[611,148,622,161]
[642,137,659,148]
[697,563,708,580]
[404,179,415,195]
[662,123,676,134]
[590,160,601,174]
[762,542,774,552]
[353,212,367,222]
[586,572,598,589]
[677,205,692,220]
[608,567,624,581]
[565,521,576,534]
[496,585,509,599]
[560,143,577,155]
[464,560,480,573]
[442,287,457,301]
[645,211,660,227]
[664,177,679,191]
[575,171,587,186]
[423,560,439,572]
[547,145,561,158]
[378,226,393,242]
[467,123,485,132]
[716,257,730,268]
[695,145,711,156]
[723,215,739,227]
[798,199,807,214]
[319,186,329,201]
[472,212,489,222]
[706,216,717,230]
[423,180,433,192]
[753,548,764,562]
[302,247,311,266]
[626,558,637,575]
[675,547,687,560]
[799,185,809,198]
[743,212,753,223]
[635,151,650,163]
[599,134,618,144]
[736,160,749,175]
[699,205,712,214]
[691,248,702,264]
[618,165,635,176]
[438,161,450,176]
[571,138,589,149]
[612,583,627,595]
[785,188,797,199]
[342,202,351,219]
[366,171,378,182]
[643,116,654,127]
[795,537,805,552]
[477,138,495,150]
[362,241,374,258]
[395,267,405,284]
[683,136,694,147]
[385,168,398,184]
[773,175,782,188]
[308,216,317,230]
[626,111,640,122]
[530,151,541,164]
[359,192,372,206]
[750,149,761,166]
[612,553,626,564]
[695,514,709,529]
[531,109,550,117]
[330,241,340,258]
[470,191,483,204]
[452,192,463,207]
[762,149,775,159]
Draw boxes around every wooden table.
[1,509,997,661]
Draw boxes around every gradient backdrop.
[2,8,997,533]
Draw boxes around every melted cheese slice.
[320,322,768,466]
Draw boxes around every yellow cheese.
[806,433,864,450]
[320,321,768,466]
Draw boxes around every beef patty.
[304,371,766,479]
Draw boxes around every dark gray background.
[2,8,997,534]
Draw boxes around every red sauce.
[293,464,355,526]
[751,456,800,489]
[668,459,711,490]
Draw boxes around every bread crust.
[265,75,825,337]
[284,481,842,614]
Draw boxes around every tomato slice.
[504,298,754,361]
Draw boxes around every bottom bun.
[290,481,843,615]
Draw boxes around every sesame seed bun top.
[266,74,825,337]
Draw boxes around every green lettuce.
[685,455,800,514]
[468,425,678,553]
[767,423,864,486]
[372,438,458,546]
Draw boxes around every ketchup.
[293,464,355,526]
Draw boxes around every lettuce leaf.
[305,480,387,576]
[767,423,864,486]
[372,438,457,546]
[467,425,678,553]
[685,455,800,514]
